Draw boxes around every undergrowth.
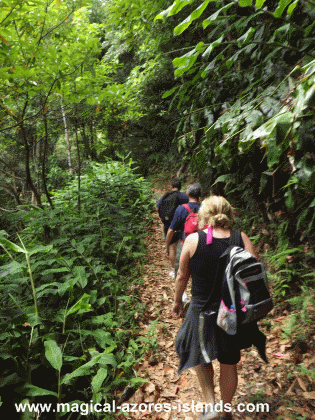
[0,160,155,419]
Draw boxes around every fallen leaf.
[290,406,315,419]
[302,391,315,399]
[145,383,156,394]
[286,381,296,396]
[160,393,178,399]
[180,376,188,387]
[275,316,286,321]
[132,388,144,404]
[305,355,315,367]
[296,376,307,392]
[273,352,286,357]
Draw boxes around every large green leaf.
[237,27,255,47]
[273,0,293,18]
[266,132,282,167]
[212,174,234,185]
[293,84,315,116]
[287,0,299,16]
[0,238,25,254]
[172,43,204,74]
[155,0,195,21]
[99,352,117,368]
[174,0,212,35]
[60,350,116,385]
[255,0,267,9]
[0,261,24,276]
[203,3,234,29]
[239,0,253,6]
[202,35,224,60]
[44,340,62,371]
[162,85,180,98]
[61,356,101,384]
[66,294,92,317]
[91,367,107,393]
[25,385,58,397]
[72,266,89,288]
[173,48,198,67]
[28,245,53,256]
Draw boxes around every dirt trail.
[120,187,315,420]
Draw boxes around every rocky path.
[118,187,315,420]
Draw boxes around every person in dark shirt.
[156,178,188,278]
[165,182,201,249]
[165,183,201,304]
[172,196,267,420]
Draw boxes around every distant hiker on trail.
[156,178,188,279]
[172,196,267,420]
[165,182,201,304]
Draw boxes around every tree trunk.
[61,100,73,175]
[20,124,42,207]
[42,111,54,209]
[81,123,92,158]
[74,120,81,212]
[33,135,41,195]
[89,119,97,160]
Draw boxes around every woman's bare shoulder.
[183,232,199,257]
[185,232,199,243]
[240,231,258,258]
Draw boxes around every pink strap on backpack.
[204,224,213,245]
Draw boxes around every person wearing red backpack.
[165,183,201,304]
[165,183,201,247]
[156,179,189,278]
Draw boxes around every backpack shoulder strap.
[229,230,243,248]
[164,190,176,199]
[160,191,171,202]
[182,203,191,213]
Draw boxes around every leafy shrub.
[0,160,154,419]
[282,285,315,340]
[267,246,304,298]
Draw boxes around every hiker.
[156,178,188,278]
[172,196,267,420]
[165,182,201,269]
[165,182,201,305]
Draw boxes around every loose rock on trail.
[117,187,315,420]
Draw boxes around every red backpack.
[183,203,199,237]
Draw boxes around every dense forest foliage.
[1,0,315,418]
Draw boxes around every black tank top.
[190,230,244,302]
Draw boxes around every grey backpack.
[199,232,273,363]
[216,246,273,335]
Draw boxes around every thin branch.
[36,1,49,46]
[159,46,198,56]
[219,41,314,57]
[0,54,93,134]
[37,8,76,43]
[0,207,19,213]
[0,1,20,26]
[254,5,306,33]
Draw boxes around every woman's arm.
[172,234,197,316]
[241,232,258,259]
